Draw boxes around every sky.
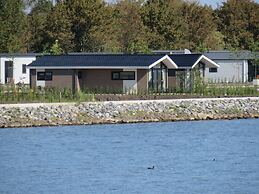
[199,0,259,8]
[199,0,223,8]
[106,0,259,8]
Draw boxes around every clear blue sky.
[200,0,224,8]
[200,0,259,8]
[106,0,259,8]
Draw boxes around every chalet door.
[5,61,13,83]
[153,69,163,92]
[149,63,167,92]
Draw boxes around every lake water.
[0,119,259,194]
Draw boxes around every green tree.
[114,0,150,53]
[89,0,151,53]
[0,0,27,52]
[45,1,74,53]
[87,3,121,52]
[64,0,107,52]
[216,0,259,50]
[50,39,63,55]
[27,0,53,52]
[142,0,224,51]
[141,0,185,50]
[180,2,224,51]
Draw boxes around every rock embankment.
[0,97,259,128]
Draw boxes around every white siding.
[205,59,249,83]
[0,56,36,84]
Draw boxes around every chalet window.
[112,72,120,80]
[5,61,13,83]
[22,64,26,74]
[37,72,53,81]
[168,69,176,77]
[112,71,135,80]
[45,72,53,81]
[37,72,45,80]
[78,71,82,79]
[120,72,135,80]
[209,68,218,73]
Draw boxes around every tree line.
[0,0,258,54]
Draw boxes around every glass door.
[5,61,13,83]
[149,63,167,92]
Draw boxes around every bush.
[0,84,95,104]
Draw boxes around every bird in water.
[147,166,155,170]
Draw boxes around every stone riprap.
[0,97,259,128]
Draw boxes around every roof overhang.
[149,55,178,69]
[27,55,179,70]
[192,55,220,69]
[27,66,149,70]
[0,53,39,58]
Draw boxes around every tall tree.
[90,0,151,53]
[45,1,74,53]
[89,4,121,52]
[180,2,224,51]
[142,0,185,50]
[0,0,27,52]
[114,0,150,53]
[27,0,53,52]
[216,0,259,50]
[142,0,225,51]
[63,0,107,52]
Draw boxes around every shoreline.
[0,97,259,128]
[3,116,258,129]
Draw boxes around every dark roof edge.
[35,53,203,57]
[0,53,42,57]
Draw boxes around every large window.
[149,63,167,92]
[209,68,218,73]
[168,69,176,77]
[22,64,26,74]
[37,72,53,81]
[5,61,14,83]
[45,72,53,81]
[112,71,135,80]
[37,72,45,80]
[248,61,259,81]
[78,71,82,79]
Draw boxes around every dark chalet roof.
[0,53,40,57]
[28,53,204,69]
[203,51,258,60]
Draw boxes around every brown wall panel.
[30,69,151,92]
[30,69,36,88]
[137,69,148,92]
[168,76,177,89]
[45,69,73,89]
[80,69,123,90]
